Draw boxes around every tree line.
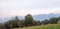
[0,14,60,29]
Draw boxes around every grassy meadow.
[13,24,60,29]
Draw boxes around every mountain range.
[33,13,60,21]
[0,13,60,23]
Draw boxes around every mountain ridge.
[0,13,60,23]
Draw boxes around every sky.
[0,0,60,18]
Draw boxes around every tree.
[20,19,25,27]
[0,23,4,29]
[4,16,21,28]
[10,16,21,28]
[24,14,34,26]
[36,21,41,25]
[49,17,59,24]
[44,19,49,24]
[4,23,10,29]
[58,17,60,20]
[14,16,21,27]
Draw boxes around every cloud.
[0,0,60,17]
[0,0,60,9]
[27,8,60,15]
[0,8,60,18]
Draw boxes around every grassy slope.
[13,24,60,29]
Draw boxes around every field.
[13,24,60,29]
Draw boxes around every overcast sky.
[0,0,60,18]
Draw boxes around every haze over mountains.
[0,13,60,23]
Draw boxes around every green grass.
[13,24,60,29]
